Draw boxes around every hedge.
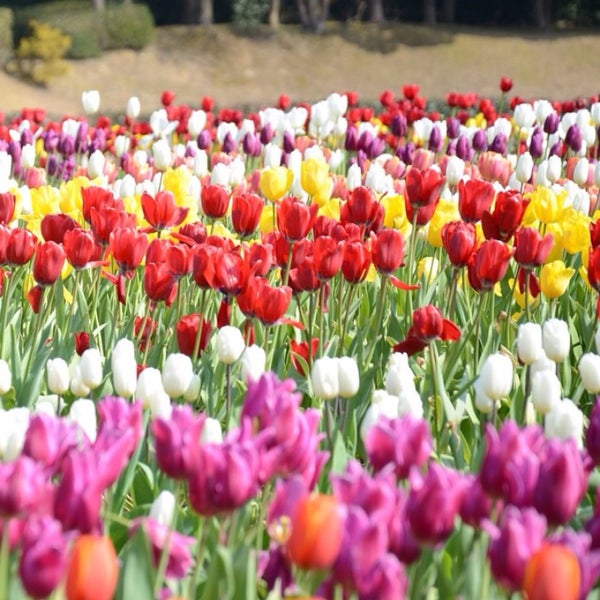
[0,8,13,66]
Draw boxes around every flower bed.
[0,79,600,598]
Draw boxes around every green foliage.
[13,2,154,60]
[8,19,70,85]
[232,0,270,27]
[0,8,13,66]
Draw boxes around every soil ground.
[1,22,600,118]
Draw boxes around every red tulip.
[134,316,157,351]
[371,229,405,275]
[269,232,310,270]
[33,241,66,286]
[481,190,526,242]
[0,192,15,224]
[141,190,188,231]
[90,207,135,246]
[144,262,177,306]
[313,236,343,280]
[176,221,207,246]
[0,225,9,265]
[81,186,122,224]
[231,193,263,236]
[342,240,371,283]
[161,90,175,107]
[201,184,230,220]
[237,276,266,318]
[341,186,382,229]
[514,227,554,268]
[74,332,90,356]
[402,84,420,100]
[245,242,273,277]
[290,338,319,376]
[63,229,101,270]
[457,179,495,223]
[109,228,148,273]
[41,214,79,244]
[591,221,600,249]
[213,249,250,296]
[255,284,292,325]
[176,313,212,358]
[7,228,37,265]
[468,239,514,292]
[500,77,513,93]
[277,196,318,241]
[192,244,217,289]
[441,221,477,267]
[289,258,321,294]
[404,167,445,226]
[165,244,191,279]
[146,238,171,264]
[588,246,600,293]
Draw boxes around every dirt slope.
[1,23,599,118]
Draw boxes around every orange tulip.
[285,494,344,570]
[522,543,580,600]
[65,535,119,600]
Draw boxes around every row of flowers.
[1,78,600,598]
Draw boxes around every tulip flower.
[477,352,514,400]
[201,184,230,220]
[176,313,212,358]
[231,193,263,236]
[63,229,101,270]
[311,357,340,400]
[545,399,584,448]
[260,166,293,202]
[81,89,100,115]
[142,190,188,231]
[542,318,570,363]
[404,167,445,225]
[441,221,477,268]
[162,353,194,399]
[41,214,79,245]
[393,304,460,356]
[481,189,525,242]
[285,493,344,570]
[467,239,513,292]
[277,196,318,242]
[522,544,581,600]
[531,369,561,415]
[371,228,405,275]
[144,262,177,306]
[341,240,371,284]
[216,326,245,364]
[111,338,137,398]
[540,260,574,299]
[341,186,382,230]
[457,178,495,223]
[65,535,118,600]
[46,357,69,395]
[578,353,600,393]
[517,322,543,365]
[32,241,65,287]
[0,359,11,395]
[314,236,343,280]
[0,191,15,225]
[301,157,330,197]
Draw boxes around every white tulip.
[515,152,534,184]
[79,348,103,390]
[360,391,399,442]
[111,338,137,398]
[34,399,57,416]
[595,162,600,188]
[542,318,570,362]
[188,110,207,138]
[46,358,70,395]
[150,490,176,526]
[162,353,194,399]
[241,345,266,383]
[514,103,536,129]
[216,326,245,365]
[81,90,100,115]
[201,417,223,444]
[311,357,339,400]
[516,322,543,365]
[118,174,136,199]
[346,162,362,191]
[397,388,424,419]
[228,158,246,187]
[263,143,283,169]
[328,148,345,171]
[69,399,97,443]
[545,398,584,448]
[87,150,105,180]
[0,407,30,460]
[385,352,416,396]
[126,96,141,120]
[578,353,600,393]
[136,367,164,408]
[533,100,554,125]
[149,390,172,419]
[193,149,208,177]
[183,374,201,403]
[546,154,562,184]
[337,356,359,398]
[327,92,348,119]
[69,363,91,398]
[333,117,348,138]
[21,144,35,170]
[133,149,148,167]
[573,158,590,187]
[152,139,172,172]
[473,378,495,414]
[478,352,514,400]
[0,151,13,183]
[364,163,386,194]
[530,369,561,414]
[446,156,465,187]
[210,162,230,187]
[591,102,600,126]
[0,359,11,395]
[114,135,130,158]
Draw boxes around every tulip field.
[3,80,600,599]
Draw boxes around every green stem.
[0,519,10,600]
[64,268,81,345]
[0,268,14,359]
[447,267,460,320]
[188,517,207,600]
[339,284,356,357]
[24,288,46,377]
[192,289,209,365]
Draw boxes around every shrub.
[232,0,270,27]
[0,8,13,66]
[102,4,154,51]
[8,19,70,85]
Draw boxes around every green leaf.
[330,429,349,475]
[201,545,235,600]
[115,527,154,600]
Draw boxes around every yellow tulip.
[540,260,575,299]
[418,256,440,281]
[525,186,568,225]
[163,166,198,223]
[259,204,277,234]
[59,176,89,219]
[426,198,460,248]
[382,195,412,237]
[544,223,564,263]
[301,158,330,197]
[318,198,341,221]
[260,166,293,203]
[559,208,590,255]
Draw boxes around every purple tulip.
[75,122,88,154]
[368,136,386,159]
[472,129,488,152]
[91,127,106,153]
[221,132,236,154]
[487,506,546,591]
[460,475,495,528]
[19,516,67,599]
[20,129,33,146]
[446,140,457,156]
[8,140,20,176]
[358,553,407,600]
[565,124,583,152]
[391,113,407,138]
[184,143,197,158]
[130,518,195,579]
[533,438,587,525]
[365,415,432,480]
[406,462,467,546]
[0,456,52,518]
[428,127,443,153]
[388,488,421,564]
[529,127,544,159]
[585,397,600,465]
[152,406,206,480]
[46,155,58,177]
[544,112,559,134]
[259,123,274,145]
[57,157,75,181]
[446,117,460,140]
[455,135,471,160]
[489,133,507,155]
[43,130,59,153]
[242,132,261,156]
[548,140,563,157]
[401,142,415,165]
[258,544,294,593]
[479,421,544,508]
[197,129,212,150]
[358,130,374,154]
[345,126,359,151]
[282,131,295,154]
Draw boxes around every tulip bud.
[241,345,266,383]
[65,535,118,600]
[542,318,570,362]
[188,110,207,138]
[69,399,97,443]
[573,157,590,186]
[445,155,465,187]
[517,322,543,365]
[79,348,103,390]
[162,353,194,399]
[546,154,562,183]
[516,152,534,183]
[545,399,584,447]
[126,96,141,119]
[478,352,514,400]
[531,369,561,415]
[46,358,69,395]
[149,490,176,526]
[0,359,12,395]
[21,144,35,170]
[81,90,100,115]
[87,149,105,180]
[69,363,91,398]
[200,417,222,444]
[337,356,359,398]
[385,352,416,396]
[311,357,339,400]
[0,407,30,460]
[183,374,201,403]
[136,367,164,408]
[346,162,362,191]
[111,338,137,398]
[152,139,172,172]
[473,378,495,413]
[578,353,600,393]
[216,326,245,365]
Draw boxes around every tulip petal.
[389,275,420,291]
[441,319,461,341]
[393,337,427,356]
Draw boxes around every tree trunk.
[442,0,455,23]
[423,0,436,25]
[297,0,328,31]
[181,0,197,24]
[92,0,105,11]
[269,0,281,28]
[532,0,552,27]
[199,0,213,25]
[369,0,385,23]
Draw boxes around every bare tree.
[269,0,281,28]
[92,0,105,11]
[200,0,214,25]
[442,0,455,23]
[532,0,552,28]
[369,0,385,23]
[423,0,436,25]
[296,0,330,32]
